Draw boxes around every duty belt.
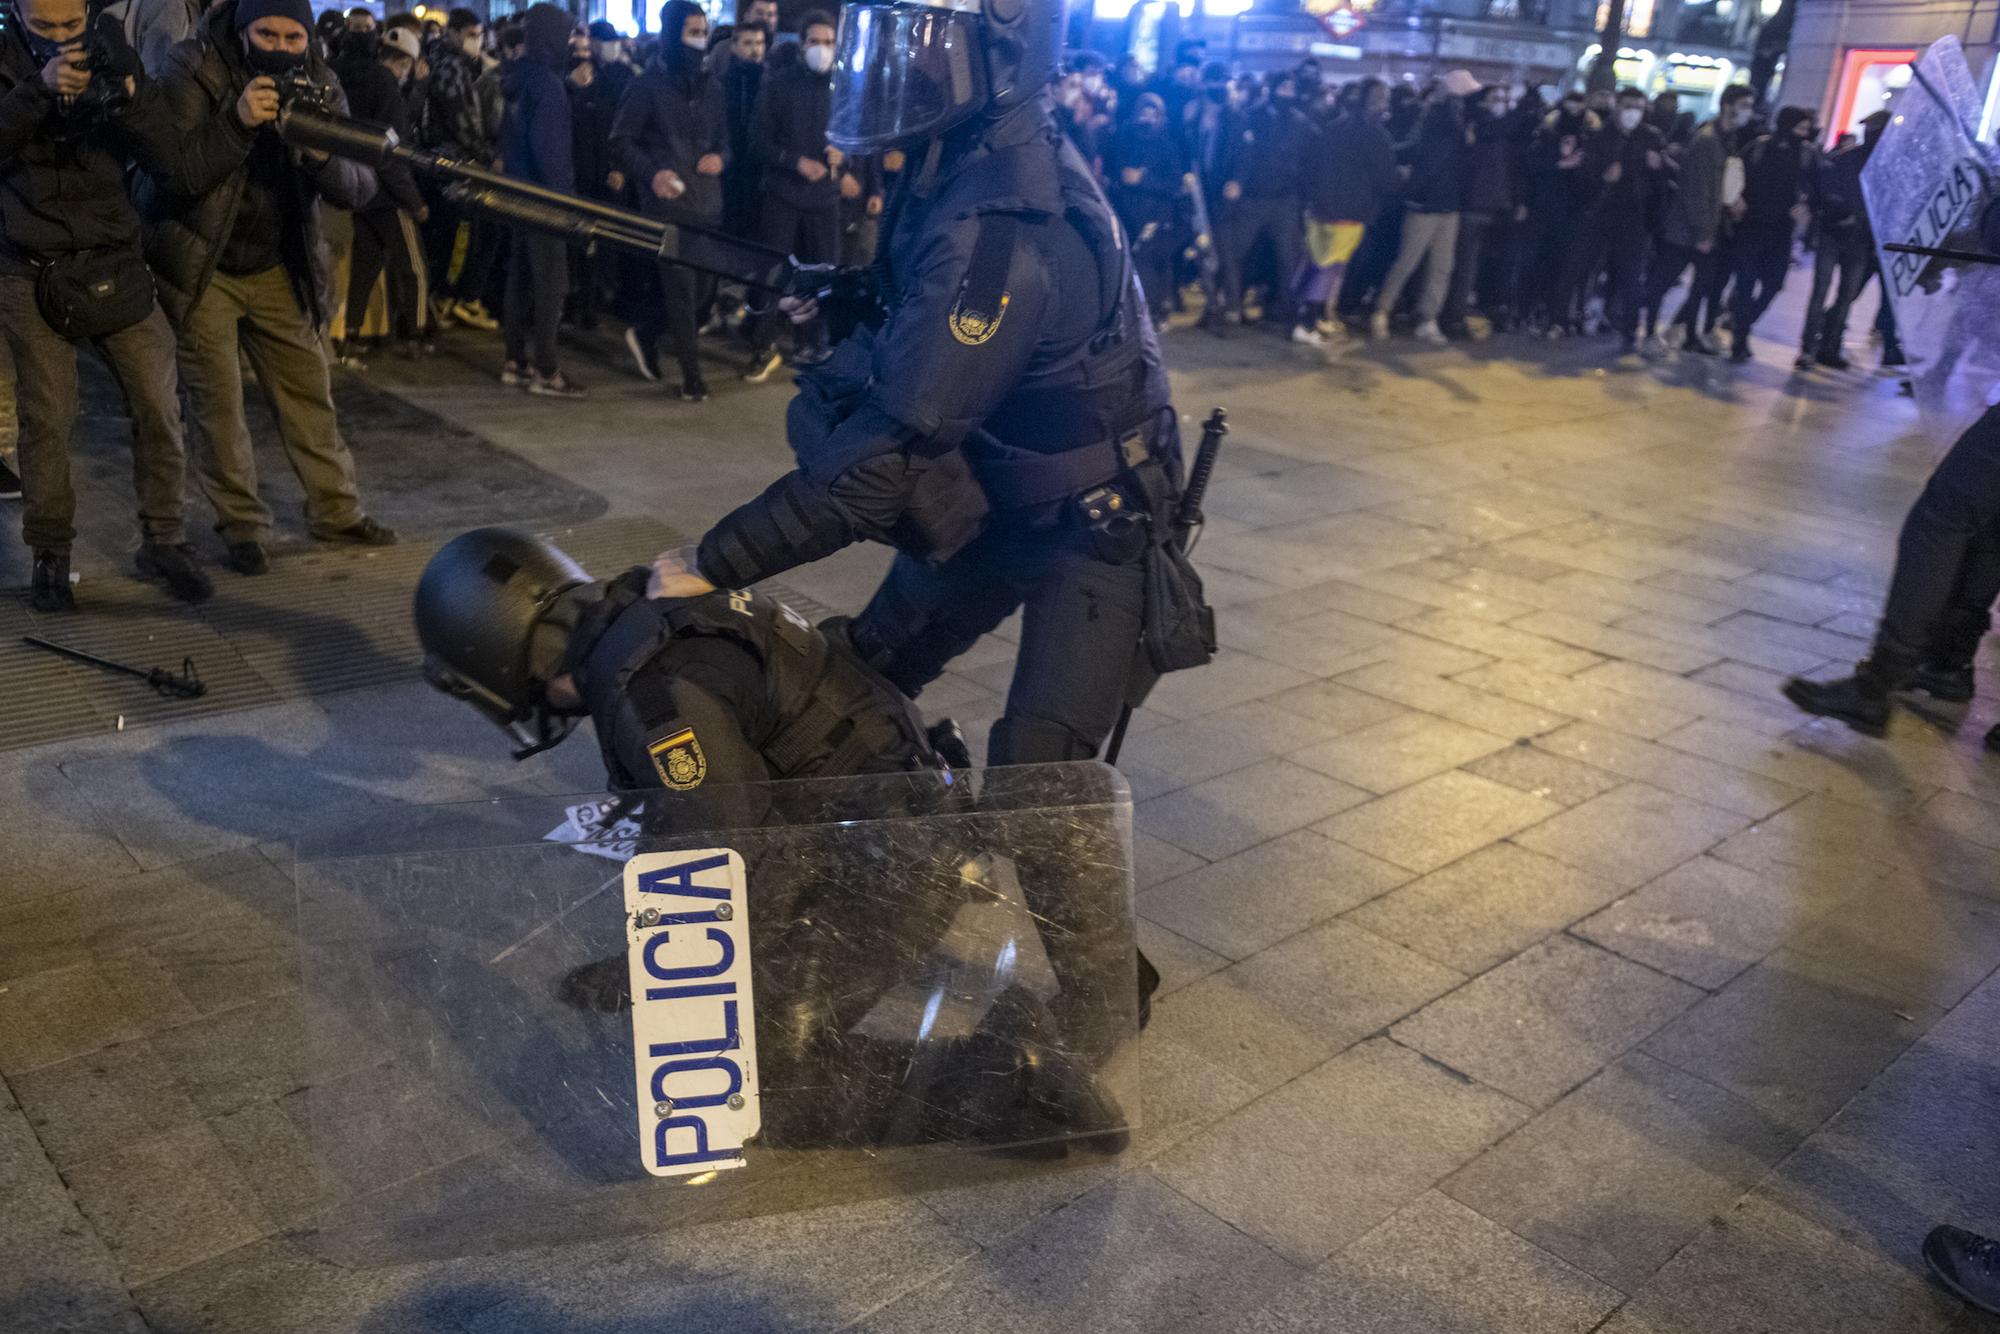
[969,424,1152,511]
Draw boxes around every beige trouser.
[177,265,364,544]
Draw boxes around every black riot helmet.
[413,528,599,759]
[826,0,1064,153]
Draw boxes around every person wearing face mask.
[420,8,502,331]
[1300,77,1394,341]
[1723,105,1817,363]
[1584,85,1665,358]
[1645,84,1753,356]
[139,0,395,577]
[1215,70,1314,331]
[1104,91,1182,329]
[705,0,776,80]
[0,0,238,608]
[1368,72,1474,345]
[1519,86,1609,335]
[1797,108,1886,371]
[741,10,839,383]
[1439,77,1512,340]
[492,2,584,397]
[611,0,728,399]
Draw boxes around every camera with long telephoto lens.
[272,66,340,115]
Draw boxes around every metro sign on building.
[1306,0,1373,40]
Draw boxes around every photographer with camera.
[0,0,217,610]
[138,0,394,579]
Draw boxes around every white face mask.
[1617,107,1642,131]
[682,30,707,51]
[459,32,482,58]
[1729,105,1752,129]
[804,42,833,73]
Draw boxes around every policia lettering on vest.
[414,528,1130,1152]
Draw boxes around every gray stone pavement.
[4,285,2000,1333]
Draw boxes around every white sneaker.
[1414,320,1448,345]
[623,326,660,383]
[1698,330,1724,355]
[1368,310,1390,339]
[1662,324,1686,351]
[1290,324,1327,347]
[1640,334,1666,359]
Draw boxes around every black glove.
[86,11,145,84]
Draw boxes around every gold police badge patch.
[647,728,708,790]
[948,291,1009,345]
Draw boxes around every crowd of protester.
[0,0,1911,617]
[1063,43,1904,370]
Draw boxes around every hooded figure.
[499,2,576,190]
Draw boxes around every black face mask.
[25,30,77,68]
[243,40,306,77]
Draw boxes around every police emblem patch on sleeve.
[647,728,708,790]
[948,291,1009,345]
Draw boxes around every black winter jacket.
[611,50,727,226]
[138,0,375,328]
[0,22,214,272]
[1309,112,1396,222]
[332,52,424,214]
[1236,101,1316,199]
[1459,104,1512,214]
[1594,119,1665,219]
[1398,100,1464,214]
[752,60,835,212]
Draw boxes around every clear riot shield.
[1863,36,2000,446]
[291,763,1140,1265]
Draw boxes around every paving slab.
[1444,1051,1798,1292]
[0,1090,146,1334]
[1136,759,1373,861]
[1574,854,1824,989]
[1391,935,1703,1107]
[1136,919,1230,998]
[1221,918,1468,1054]
[60,1119,276,1287]
[1153,1039,1527,1266]
[859,1173,1305,1334]
[1460,742,1628,807]
[1138,829,1413,960]
[1289,711,1514,794]
[0,954,198,1076]
[1514,782,1753,889]
[1640,949,1944,1137]
[1597,1195,1967,1334]
[1782,875,2000,1009]
[1318,771,1563,875]
[1346,842,1626,975]
[1230,1191,1623,1334]
[0,753,141,909]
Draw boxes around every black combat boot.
[30,548,74,613]
[1782,655,1908,736]
[1906,663,1977,703]
[1924,1226,2000,1316]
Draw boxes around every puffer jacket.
[137,0,375,328]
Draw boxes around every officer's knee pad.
[989,716,1096,767]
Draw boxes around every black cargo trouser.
[1874,404,2000,673]
[1219,193,1303,324]
[848,497,1151,1058]
[0,275,189,553]
[1728,236,1792,351]
[348,209,421,343]
[502,231,567,377]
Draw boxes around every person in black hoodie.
[719,19,766,239]
[1104,91,1183,328]
[611,0,728,400]
[496,2,581,397]
[1370,73,1474,345]
[1521,88,1609,334]
[1798,108,1885,370]
[1727,104,1817,362]
[1299,77,1395,342]
[1440,79,1512,339]
[1217,68,1315,328]
[333,27,429,360]
[742,10,839,381]
[1587,85,1665,357]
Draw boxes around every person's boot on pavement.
[1783,653,1908,736]
[1924,1225,2000,1316]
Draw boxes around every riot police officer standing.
[649,0,1189,773]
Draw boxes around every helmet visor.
[827,3,988,153]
